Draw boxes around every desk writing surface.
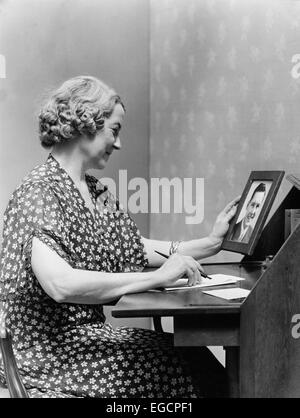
[112,263,261,318]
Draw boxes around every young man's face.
[244,191,265,226]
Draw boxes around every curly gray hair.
[39,76,124,148]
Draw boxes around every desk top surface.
[112,262,262,318]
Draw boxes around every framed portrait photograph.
[222,171,285,255]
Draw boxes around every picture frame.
[221,170,285,255]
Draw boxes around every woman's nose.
[113,136,121,150]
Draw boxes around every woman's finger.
[224,204,238,222]
[185,256,205,275]
[194,268,202,285]
[187,265,202,286]
[186,267,195,286]
[195,259,205,274]
[223,196,240,213]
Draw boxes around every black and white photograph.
[230,181,271,244]
[1,0,300,402]
[221,170,285,256]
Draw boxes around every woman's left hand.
[210,196,240,242]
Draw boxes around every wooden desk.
[112,262,262,398]
[113,185,300,398]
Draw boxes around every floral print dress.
[0,155,198,398]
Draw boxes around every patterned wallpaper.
[149,0,300,261]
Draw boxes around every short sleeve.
[0,182,72,301]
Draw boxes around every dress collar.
[46,153,107,199]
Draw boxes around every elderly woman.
[0,76,238,398]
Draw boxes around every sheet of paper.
[164,274,245,291]
[202,288,250,300]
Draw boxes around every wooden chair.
[0,315,29,398]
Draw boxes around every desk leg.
[224,346,240,398]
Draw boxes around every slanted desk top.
[112,262,261,318]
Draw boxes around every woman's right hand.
[154,253,204,288]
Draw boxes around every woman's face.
[80,103,125,169]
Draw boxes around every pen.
[154,250,212,280]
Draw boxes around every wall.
[0,0,149,237]
[0,0,150,328]
[150,0,300,263]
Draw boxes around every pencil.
[154,250,212,280]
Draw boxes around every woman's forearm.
[57,268,161,305]
[142,235,222,267]
[32,237,162,305]
[178,235,222,260]
[33,235,219,306]
[141,198,239,266]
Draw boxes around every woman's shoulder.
[8,159,60,207]
[20,164,51,191]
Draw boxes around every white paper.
[164,274,245,291]
[202,288,250,300]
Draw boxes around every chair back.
[0,311,29,398]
